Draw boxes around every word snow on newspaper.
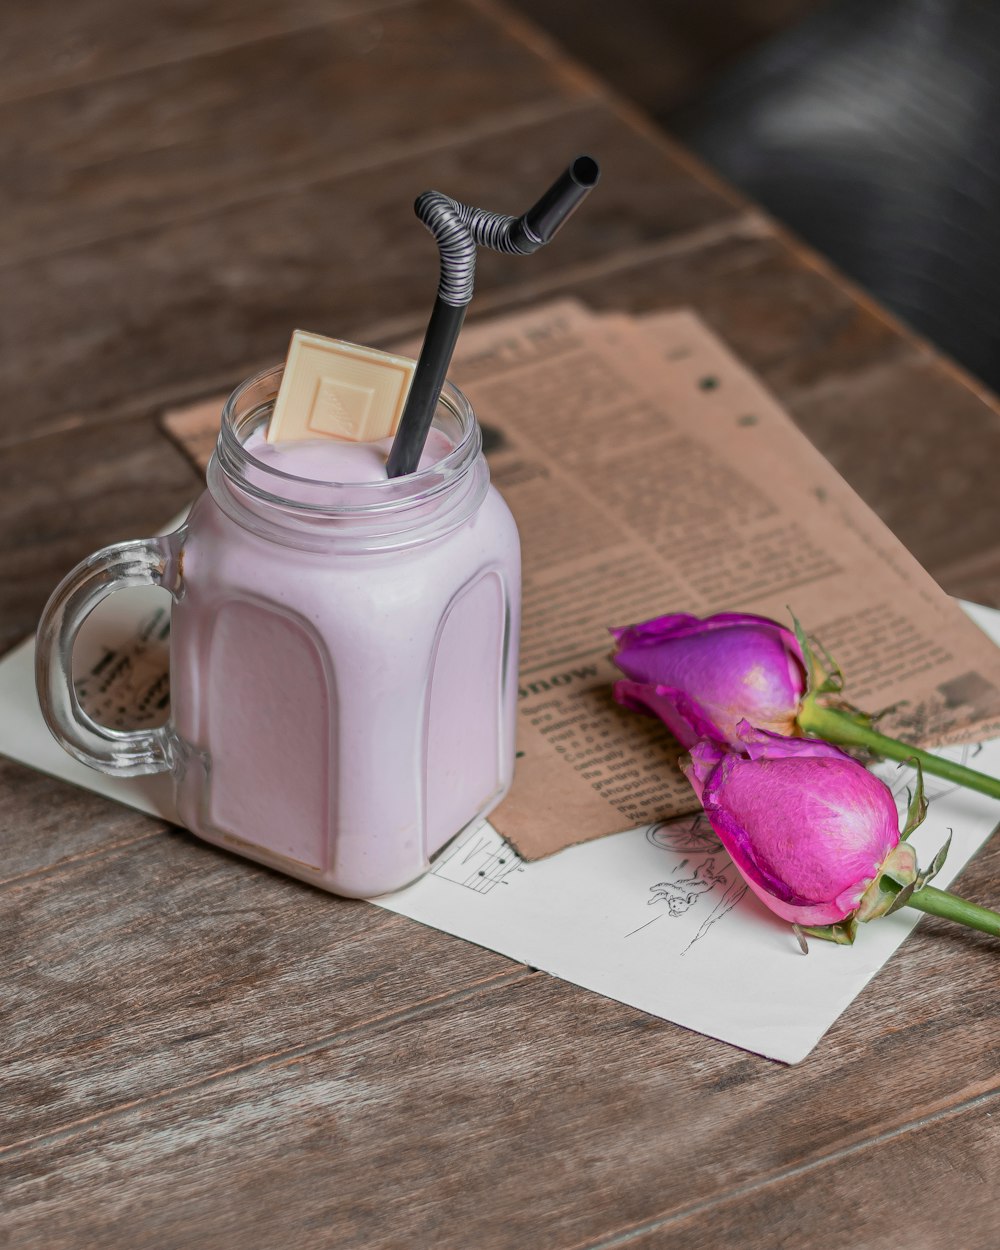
[3,299,1000,1063]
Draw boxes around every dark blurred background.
[509,0,1000,391]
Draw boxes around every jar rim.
[215,363,481,517]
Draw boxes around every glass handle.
[35,531,184,777]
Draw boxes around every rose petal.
[682,738,727,802]
[735,721,853,763]
[614,680,723,750]
[685,732,902,927]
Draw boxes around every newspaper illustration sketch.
[432,810,749,956]
[626,815,748,953]
[431,825,525,893]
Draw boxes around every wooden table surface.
[3,2,1000,1245]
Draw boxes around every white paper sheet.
[2,595,999,1063]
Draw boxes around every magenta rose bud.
[611,612,806,749]
[683,723,907,928]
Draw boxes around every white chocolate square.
[266,330,416,444]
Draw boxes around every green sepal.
[813,633,846,697]
[856,823,950,924]
[857,842,919,922]
[914,832,951,894]
[881,878,915,917]
[899,759,928,841]
[881,832,950,919]
[790,611,888,743]
[789,610,844,698]
[794,916,858,947]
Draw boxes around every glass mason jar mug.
[36,367,521,897]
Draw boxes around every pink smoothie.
[169,424,521,897]
[244,427,453,491]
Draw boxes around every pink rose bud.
[682,723,916,929]
[611,612,806,749]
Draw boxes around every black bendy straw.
[386,155,601,478]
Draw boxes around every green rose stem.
[797,697,1000,801]
[905,885,1000,937]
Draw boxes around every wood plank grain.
[0,0,413,105]
[788,357,1000,597]
[0,828,522,1147]
[0,104,740,447]
[502,0,823,119]
[934,548,1000,613]
[2,910,999,1250]
[0,419,199,655]
[0,758,165,884]
[613,1098,1000,1250]
[0,0,591,265]
[518,221,912,397]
